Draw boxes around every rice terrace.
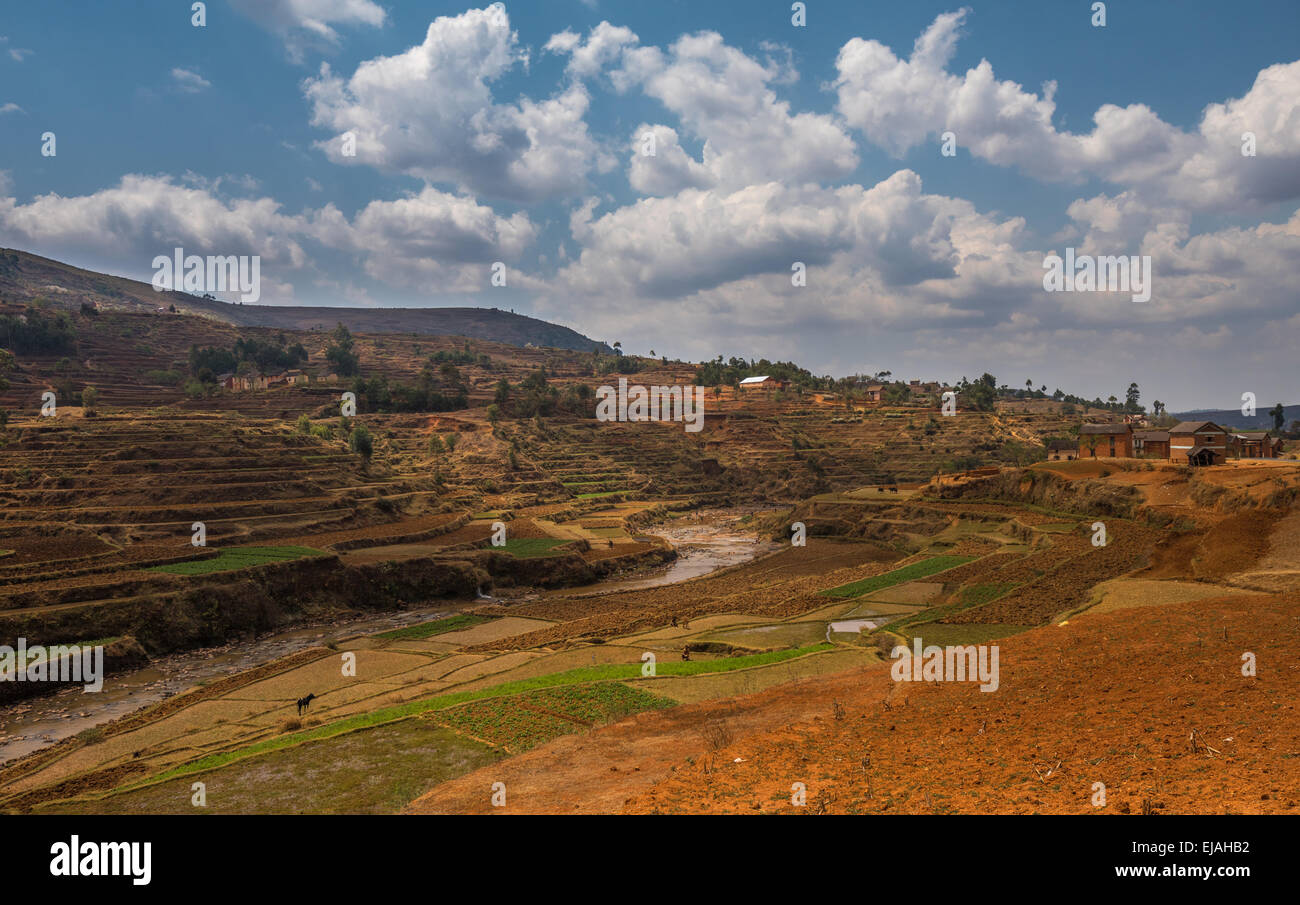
[0,0,1297,886]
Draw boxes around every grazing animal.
[296,693,317,716]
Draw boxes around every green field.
[126,643,833,789]
[37,722,500,815]
[957,582,1019,606]
[375,614,491,641]
[576,490,625,500]
[431,683,675,751]
[819,555,975,598]
[147,546,329,575]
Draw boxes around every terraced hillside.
[8,285,1249,817]
[0,293,1096,662]
[10,459,1298,815]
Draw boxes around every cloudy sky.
[1,0,1297,409]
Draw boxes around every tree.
[956,376,996,412]
[1125,382,1140,413]
[348,423,373,461]
[326,323,360,377]
[0,348,14,392]
[1270,403,1286,432]
[486,403,501,424]
[80,385,98,411]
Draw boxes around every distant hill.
[0,248,611,353]
[1169,404,1300,431]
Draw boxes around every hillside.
[0,248,611,353]
[1170,405,1300,432]
[10,457,1299,815]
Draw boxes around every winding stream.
[0,508,777,764]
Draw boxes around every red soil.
[408,591,1300,815]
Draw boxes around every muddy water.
[569,509,782,595]
[0,508,778,763]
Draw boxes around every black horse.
[296,693,317,716]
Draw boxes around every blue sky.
[2,1,1298,409]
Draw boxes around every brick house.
[1132,429,1170,458]
[1047,438,1076,460]
[1230,430,1284,458]
[1078,423,1133,458]
[1169,420,1228,466]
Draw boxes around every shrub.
[76,727,106,745]
[145,369,183,386]
[349,423,374,461]
[182,379,210,399]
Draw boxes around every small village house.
[1169,420,1228,466]
[1230,430,1284,458]
[1133,429,1170,458]
[1078,423,1134,458]
[1046,438,1076,460]
[739,375,784,392]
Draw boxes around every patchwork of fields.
[2,306,1298,816]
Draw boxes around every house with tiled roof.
[1078,422,1133,458]
[1169,421,1228,466]
[1133,429,1170,458]
[1230,430,1284,459]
